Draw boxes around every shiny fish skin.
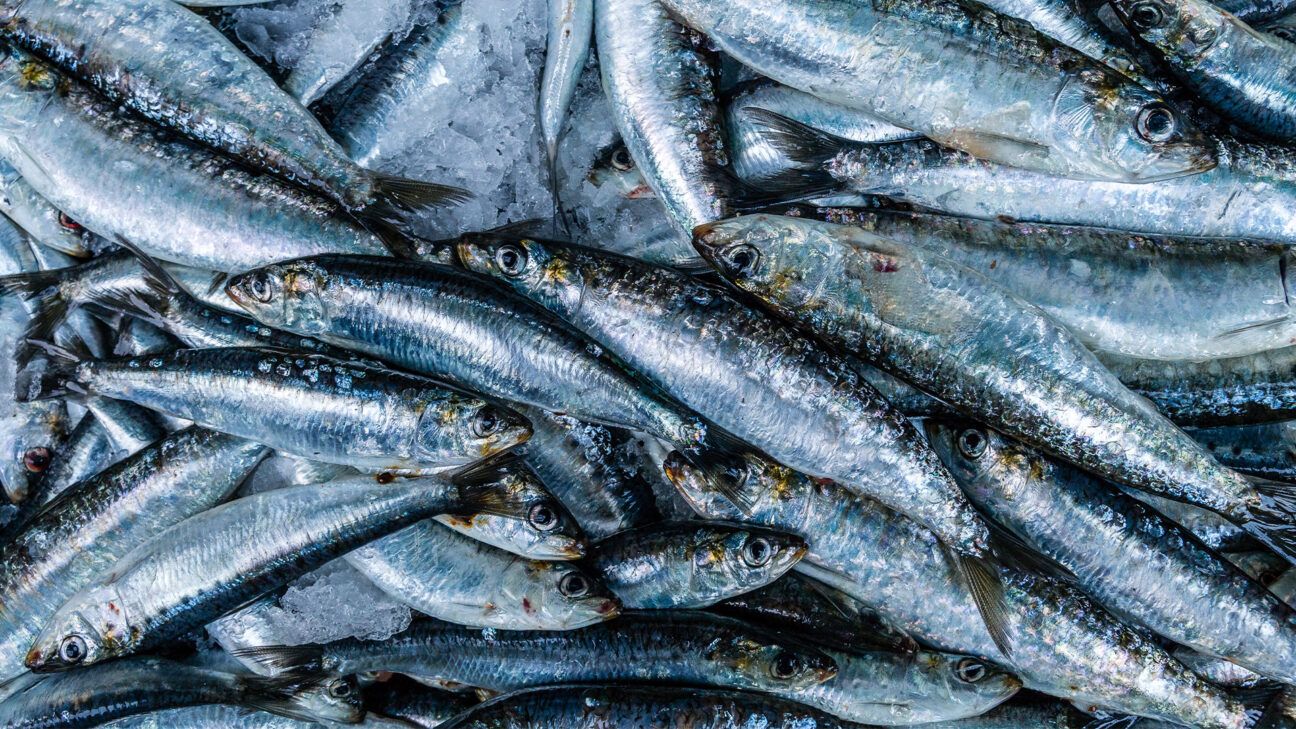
[696,216,1280,552]
[436,684,870,729]
[655,0,1214,182]
[0,47,388,272]
[100,705,319,729]
[226,256,709,454]
[1194,421,1296,483]
[0,162,96,259]
[30,347,530,471]
[1110,0,1296,142]
[284,0,416,106]
[927,421,1296,685]
[0,0,454,212]
[540,0,593,172]
[362,679,475,729]
[520,407,660,539]
[811,206,1296,361]
[978,0,1158,84]
[236,612,837,697]
[1222,0,1296,21]
[596,0,736,239]
[0,657,361,729]
[663,453,1246,728]
[25,473,531,670]
[455,237,996,566]
[1118,487,1257,551]
[0,427,267,686]
[347,520,620,631]
[589,522,806,609]
[30,410,114,509]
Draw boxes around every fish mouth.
[224,277,250,308]
[1125,146,1218,183]
[596,598,621,618]
[691,222,721,254]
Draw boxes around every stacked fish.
[2,0,1296,726]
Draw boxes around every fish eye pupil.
[59,635,86,663]
[560,572,589,597]
[250,275,273,303]
[958,429,987,459]
[1129,2,1165,30]
[957,658,987,683]
[612,148,634,171]
[1136,104,1177,143]
[726,245,759,276]
[743,536,772,567]
[474,407,502,437]
[23,447,51,472]
[495,245,527,276]
[1276,27,1296,42]
[771,651,802,679]
[329,680,352,698]
[529,502,558,531]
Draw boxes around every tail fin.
[370,174,472,216]
[739,107,847,201]
[449,450,529,516]
[676,427,760,515]
[1243,479,1296,567]
[958,552,1013,661]
[15,338,87,401]
[231,644,325,676]
[244,674,361,724]
[1247,685,1291,729]
[0,271,70,369]
[0,269,61,300]
[86,242,181,331]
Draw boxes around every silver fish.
[655,0,1214,182]
[977,0,1156,83]
[284,0,417,106]
[540,0,593,179]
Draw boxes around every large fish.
[695,215,1296,566]
[654,0,1214,182]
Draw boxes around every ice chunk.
[229,0,337,70]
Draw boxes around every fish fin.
[1077,716,1140,729]
[1243,478,1296,566]
[111,236,183,296]
[230,645,324,675]
[370,174,472,216]
[1215,316,1293,340]
[1239,684,1288,729]
[449,450,525,488]
[14,338,87,401]
[486,217,552,238]
[357,216,420,260]
[739,107,846,200]
[984,515,1078,585]
[799,573,919,653]
[12,287,70,371]
[0,269,62,300]
[86,290,169,332]
[958,551,1013,660]
[675,429,760,516]
[205,272,230,298]
[449,451,530,516]
[244,674,356,723]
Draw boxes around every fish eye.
[528,502,559,532]
[23,447,51,473]
[770,651,804,680]
[1127,1,1166,30]
[58,635,87,665]
[494,245,528,277]
[248,273,275,304]
[1136,104,1177,144]
[957,429,988,459]
[328,679,353,699]
[956,658,988,683]
[472,406,504,438]
[742,536,773,567]
[559,571,590,597]
[722,244,761,278]
[611,147,635,171]
[56,212,83,232]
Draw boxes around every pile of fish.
[6,0,1296,726]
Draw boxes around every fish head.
[0,401,69,504]
[418,396,532,464]
[25,585,132,672]
[587,139,655,199]
[692,214,843,312]
[266,674,366,724]
[923,419,1040,506]
[693,523,808,596]
[226,260,331,335]
[663,449,806,521]
[436,462,587,560]
[0,45,64,133]
[704,631,838,692]
[455,236,585,319]
[1109,0,1226,66]
[518,561,621,629]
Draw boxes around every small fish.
[589,521,806,609]
[540,0,594,187]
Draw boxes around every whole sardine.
[225,256,710,456]
[0,657,361,729]
[348,520,620,630]
[927,421,1296,685]
[596,0,736,238]
[695,214,1296,566]
[655,0,1214,182]
[233,612,837,698]
[540,0,593,178]
[25,468,535,670]
[663,452,1246,729]
[0,46,390,272]
[24,346,530,472]
[0,0,464,214]
[589,522,806,609]
[284,0,416,106]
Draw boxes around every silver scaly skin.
[30,409,114,508]
[661,452,1247,729]
[100,706,319,729]
[1118,487,1257,552]
[927,421,1296,685]
[916,702,1106,728]
[540,0,593,176]
[348,520,621,630]
[810,206,1296,361]
[232,612,837,698]
[454,237,998,572]
[225,255,709,455]
[595,0,735,239]
[1110,0,1296,142]
[361,679,476,729]
[977,0,1157,84]
[725,79,920,182]
[284,0,416,106]
[655,0,1215,182]
[26,346,531,472]
[436,684,871,729]
[0,46,388,272]
[24,471,534,670]
[694,215,1294,561]
[0,657,362,729]
[588,522,806,609]
[0,161,96,258]
[0,0,464,213]
[1194,420,1296,483]
[520,407,661,539]
[1222,0,1296,22]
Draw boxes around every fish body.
[540,0,594,170]
[977,0,1154,82]
[0,162,96,258]
[1195,421,1296,483]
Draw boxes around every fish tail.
[676,428,760,516]
[1242,478,1296,566]
[87,241,180,330]
[0,270,69,369]
[0,269,61,300]
[450,450,530,517]
[1245,684,1290,729]
[370,174,472,217]
[957,551,1014,661]
[15,338,87,401]
[244,674,356,723]
[739,107,846,202]
[230,645,325,676]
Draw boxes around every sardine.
[655,0,1214,182]
[540,0,593,180]
[694,214,1296,566]
[99,705,320,729]
[23,346,530,472]
[284,0,416,106]
[589,522,805,609]
[347,520,620,631]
